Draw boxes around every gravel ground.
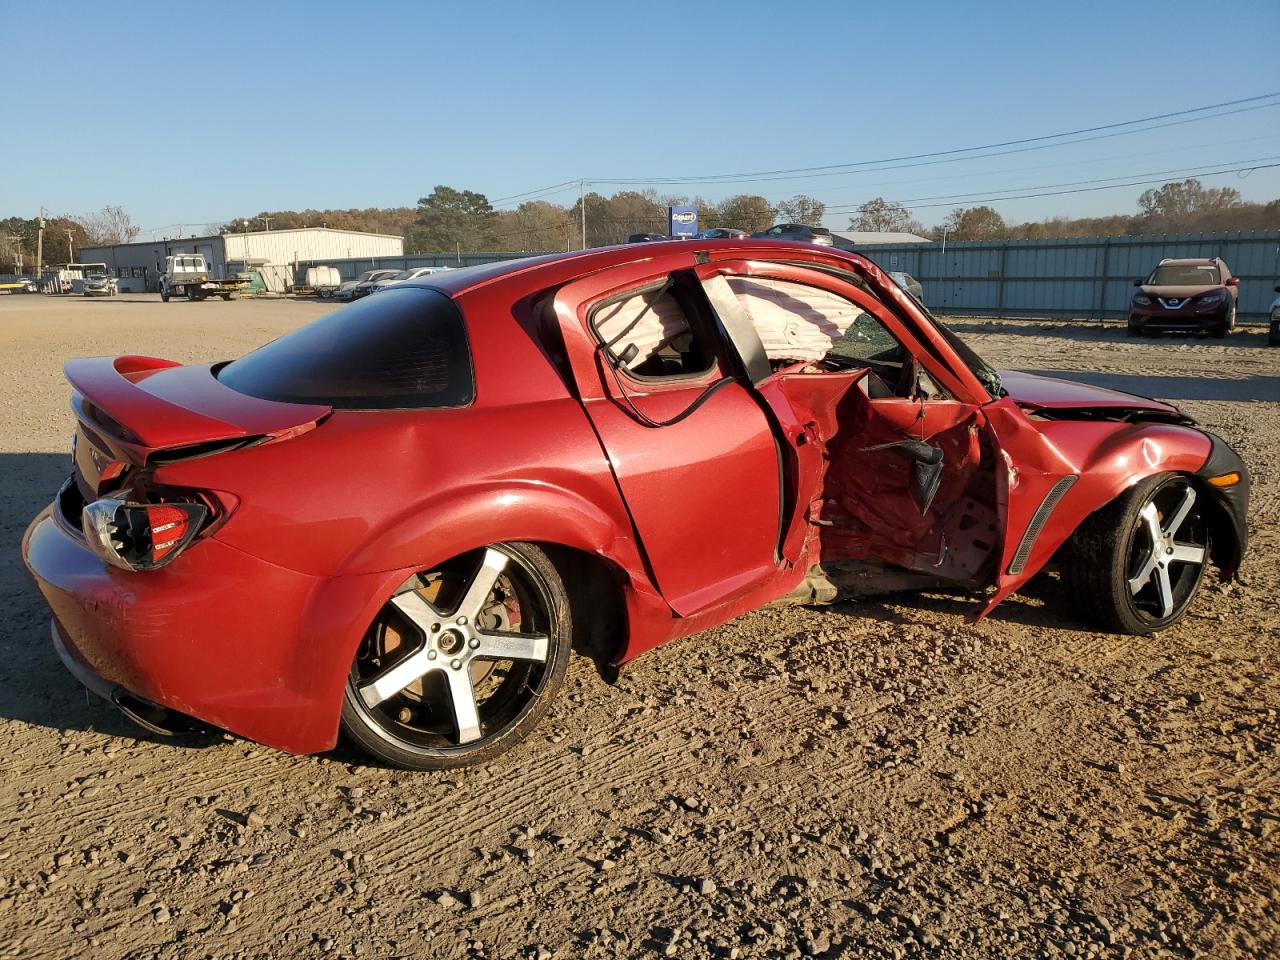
[0,295,1276,960]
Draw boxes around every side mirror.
[1225,277,1240,287]
[1132,279,1145,286]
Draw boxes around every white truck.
[159,254,247,302]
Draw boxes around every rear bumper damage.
[21,502,388,754]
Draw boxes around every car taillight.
[82,498,209,571]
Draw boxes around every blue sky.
[5,0,1279,233]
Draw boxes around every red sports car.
[22,241,1249,770]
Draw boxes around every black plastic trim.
[1194,432,1250,575]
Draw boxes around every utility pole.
[35,208,45,276]
[4,234,22,275]
[579,180,587,250]
[260,216,273,232]
[65,229,74,264]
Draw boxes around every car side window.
[591,280,716,380]
[724,275,906,368]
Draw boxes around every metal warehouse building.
[78,227,404,293]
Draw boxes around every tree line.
[0,206,139,274]
[5,179,1277,273]
[231,179,1280,255]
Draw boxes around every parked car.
[1269,286,1280,347]
[1128,257,1239,338]
[368,266,451,295]
[695,228,747,240]
[888,271,925,305]
[332,269,402,302]
[751,223,835,246]
[81,267,118,297]
[626,233,668,243]
[23,239,1249,771]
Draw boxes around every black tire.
[1062,473,1210,635]
[1126,324,1142,338]
[340,542,572,770]
[1210,304,1233,339]
[220,294,232,301]
[160,289,169,302]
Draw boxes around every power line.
[837,160,1280,215]
[815,132,1280,200]
[588,92,1280,186]
[491,180,582,205]
[824,155,1280,213]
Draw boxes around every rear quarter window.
[218,287,474,409]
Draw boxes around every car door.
[552,257,785,616]
[694,258,999,584]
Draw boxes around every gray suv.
[751,224,835,246]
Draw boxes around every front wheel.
[1211,304,1234,339]
[1062,473,1210,635]
[340,542,572,770]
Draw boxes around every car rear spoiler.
[65,355,331,454]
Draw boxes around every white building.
[79,227,404,292]
[831,231,933,248]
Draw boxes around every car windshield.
[1149,264,1220,285]
[217,287,474,409]
[932,320,1003,398]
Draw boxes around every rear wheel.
[1062,473,1210,635]
[339,542,571,770]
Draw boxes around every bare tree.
[1136,178,1242,231]
[850,197,920,233]
[942,206,1006,241]
[717,195,776,233]
[774,195,826,226]
[74,205,140,245]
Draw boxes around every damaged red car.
[22,241,1249,769]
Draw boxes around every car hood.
[1138,284,1221,298]
[999,370,1179,414]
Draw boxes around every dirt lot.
[0,294,1276,960]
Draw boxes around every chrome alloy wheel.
[1124,479,1208,622]
[348,546,557,751]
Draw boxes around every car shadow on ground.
[829,573,1092,634]
[1020,369,1280,402]
[944,320,1275,349]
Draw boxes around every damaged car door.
[552,258,785,616]
[696,259,1002,588]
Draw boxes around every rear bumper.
[21,503,383,754]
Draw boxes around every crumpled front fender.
[980,409,1214,618]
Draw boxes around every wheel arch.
[981,421,1216,617]
[291,481,675,750]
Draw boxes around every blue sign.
[668,205,698,238]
